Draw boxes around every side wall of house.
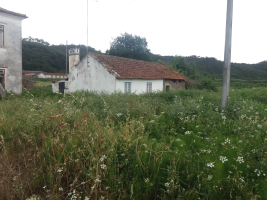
[163,79,185,91]
[68,54,116,93]
[0,13,23,93]
[116,79,163,94]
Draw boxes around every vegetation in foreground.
[1,86,267,199]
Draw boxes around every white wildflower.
[207,162,215,168]
[100,155,107,162]
[225,138,230,144]
[94,178,101,183]
[236,156,244,164]
[254,169,262,177]
[145,178,149,183]
[207,175,213,180]
[117,113,123,117]
[220,156,228,163]
[57,168,63,173]
[185,131,192,135]
[100,164,107,169]
[165,182,170,188]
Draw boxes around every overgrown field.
[1,86,267,200]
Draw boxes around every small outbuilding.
[53,48,186,94]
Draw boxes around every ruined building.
[53,48,186,94]
[0,7,27,96]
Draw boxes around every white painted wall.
[68,53,116,93]
[52,82,59,93]
[52,80,68,93]
[116,79,163,94]
[0,12,25,93]
[37,73,46,78]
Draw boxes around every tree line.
[22,34,267,81]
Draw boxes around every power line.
[88,0,138,32]
[68,0,138,44]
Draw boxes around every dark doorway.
[59,82,65,94]
[0,75,4,89]
[166,85,170,92]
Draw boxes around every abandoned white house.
[0,7,27,95]
[52,48,186,94]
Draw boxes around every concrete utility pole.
[221,0,234,108]
[66,40,68,76]
[87,0,89,67]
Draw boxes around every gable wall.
[68,54,116,93]
[0,13,23,93]
[116,79,163,94]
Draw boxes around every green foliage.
[172,57,197,78]
[196,76,219,92]
[2,86,267,199]
[152,54,267,81]
[107,32,152,62]
[22,38,101,73]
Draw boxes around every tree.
[172,57,197,78]
[107,33,152,62]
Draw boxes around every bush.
[196,76,218,92]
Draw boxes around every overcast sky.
[1,0,267,64]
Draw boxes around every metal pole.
[66,40,68,77]
[221,0,234,108]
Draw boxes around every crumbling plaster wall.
[0,13,23,93]
[163,79,185,91]
[68,54,116,93]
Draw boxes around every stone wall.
[22,78,34,90]
[163,79,185,91]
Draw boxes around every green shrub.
[196,76,218,92]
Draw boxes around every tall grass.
[1,86,267,199]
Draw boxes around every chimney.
[69,48,80,71]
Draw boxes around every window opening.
[147,82,152,93]
[125,82,131,93]
[0,25,4,47]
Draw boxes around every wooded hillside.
[22,39,267,80]
[152,54,267,81]
[22,38,101,73]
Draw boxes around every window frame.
[147,82,152,93]
[124,82,131,93]
[0,25,4,47]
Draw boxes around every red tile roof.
[0,7,28,18]
[43,72,66,76]
[90,53,187,81]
